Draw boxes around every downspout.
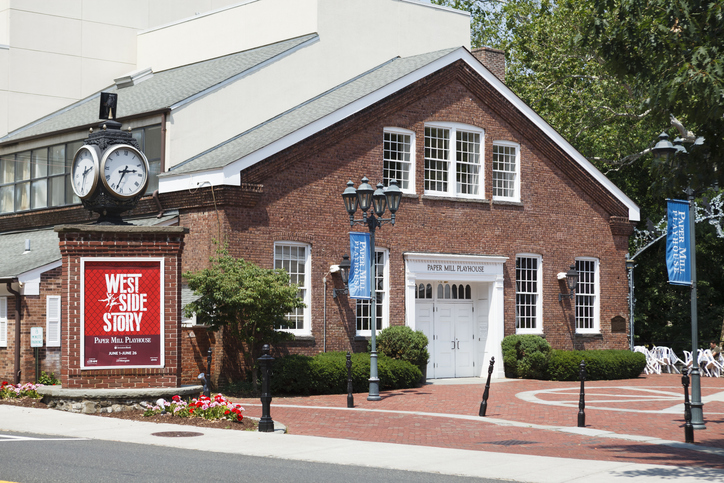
[322,275,327,352]
[6,282,21,384]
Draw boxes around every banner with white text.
[666,199,692,286]
[348,232,371,299]
[81,258,164,369]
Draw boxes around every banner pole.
[687,191,705,428]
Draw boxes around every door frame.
[404,253,507,379]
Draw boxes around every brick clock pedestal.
[55,225,188,389]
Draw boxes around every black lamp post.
[342,177,402,401]
[651,132,706,430]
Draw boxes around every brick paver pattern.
[234,374,724,469]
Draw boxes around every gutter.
[5,281,21,384]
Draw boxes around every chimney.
[471,47,505,83]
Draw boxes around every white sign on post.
[30,327,43,348]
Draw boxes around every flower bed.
[142,394,245,422]
[1,381,43,399]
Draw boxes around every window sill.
[575,332,602,338]
[278,335,315,344]
[492,199,523,207]
[421,194,489,204]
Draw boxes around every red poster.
[82,258,164,369]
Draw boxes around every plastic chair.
[701,349,723,377]
[634,346,659,375]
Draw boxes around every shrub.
[501,334,551,378]
[547,350,647,381]
[38,371,61,386]
[371,325,430,368]
[270,351,421,395]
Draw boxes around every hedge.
[501,334,552,379]
[371,325,430,368]
[547,349,647,381]
[270,351,422,395]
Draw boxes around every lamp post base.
[367,377,381,401]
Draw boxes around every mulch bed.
[0,398,257,431]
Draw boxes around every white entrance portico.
[404,253,507,379]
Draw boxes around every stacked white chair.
[701,349,723,377]
[634,346,660,375]
[652,346,681,374]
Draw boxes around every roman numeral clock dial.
[71,145,101,199]
[100,145,149,200]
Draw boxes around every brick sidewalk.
[234,374,724,468]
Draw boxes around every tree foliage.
[582,0,724,193]
[183,248,305,385]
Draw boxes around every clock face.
[100,145,149,199]
[71,145,100,199]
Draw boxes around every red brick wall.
[57,227,186,389]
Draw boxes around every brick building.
[0,0,638,385]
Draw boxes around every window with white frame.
[515,255,542,333]
[383,128,414,193]
[424,123,484,198]
[0,297,7,347]
[274,242,311,334]
[492,141,520,202]
[575,258,600,333]
[356,249,388,334]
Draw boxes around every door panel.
[454,305,474,377]
[416,303,434,378]
[434,306,455,378]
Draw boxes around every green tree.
[581,0,724,193]
[183,248,305,386]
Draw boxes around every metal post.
[346,351,354,408]
[258,344,275,432]
[681,371,694,443]
[204,348,212,398]
[578,360,586,428]
[368,216,380,401]
[479,357,495,417]
[34,347,39,383]
[687,190,706,429]
[626,260,636,351]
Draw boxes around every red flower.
[172,395,181,402]
[224,410,230,415]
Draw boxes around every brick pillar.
[55,225,188,389]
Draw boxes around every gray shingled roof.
[0,34,318,144]
[0,212,178,279]
[166,48,457,176]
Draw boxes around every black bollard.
[258,344,275,432]
[346,352,354,408]
[204,348,213,398]
[681,371,695,443]
[479,357,495,417]
[578,360,586,427]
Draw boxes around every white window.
[515,255,542,333]
[424,123,484,199]
[356,249,389,335]
[492,141,520,202]
[0,297,6,347]
[46,296,61,347]
[575,258,600,333]
[274,242,311,334]
[383,128,415,193]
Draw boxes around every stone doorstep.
[37,385,204,414]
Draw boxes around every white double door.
[417,303,475,379]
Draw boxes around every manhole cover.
[151,431,204,438]
[480,440,539,446]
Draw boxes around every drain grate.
[151,431,204,438]
[480,440,539,446]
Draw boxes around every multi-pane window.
[383,129,414,193]
[436,283,472,299]
[575,258,599,332]
[424,124,483,198]
[516,255,542,332]
[0,124,162,214]
[416,283,433,299]
[356,249,388,334]
[131,125,162,194]
[274,243,310,333]
[492,142,520,201]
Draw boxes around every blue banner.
[348,232,371,299]
[666,199,692,286]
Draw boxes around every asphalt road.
[0,432,508,483]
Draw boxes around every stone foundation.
[38,385,203,414]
